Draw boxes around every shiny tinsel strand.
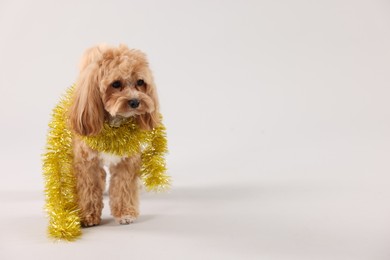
[140,124,170,191]
[82,116,170,191]
[43,86,170,241]
[43,86,81,241]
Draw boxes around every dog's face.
[69,45,160,136]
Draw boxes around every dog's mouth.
[106,114,133,127]
[105,98,140,116]
[115,104,148,118]
[105,103,150,127]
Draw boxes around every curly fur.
[69,44,160,226]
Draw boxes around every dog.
[68,44,161,227]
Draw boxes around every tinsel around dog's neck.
[81,116,170,188]
[81,117,144,157]
[42,85,170,241]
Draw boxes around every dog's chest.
[98,152,125,166]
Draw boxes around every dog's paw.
[81,214,101,227]
[116,215,137,225]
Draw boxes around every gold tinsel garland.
[43,86,169,241]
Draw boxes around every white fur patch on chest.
[98,152,125,167]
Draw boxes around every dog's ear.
[137,78,161,130]
[69,46,105,136]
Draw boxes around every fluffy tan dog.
[69,44,160,226]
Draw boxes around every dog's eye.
[136,79,145,87]
[111,81,122,88]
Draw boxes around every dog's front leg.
[109,155,140,224]
[73,140,106,227]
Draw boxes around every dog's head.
[69,44,160,136]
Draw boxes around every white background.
[0,0,389,259]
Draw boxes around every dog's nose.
[128,99,140,108]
